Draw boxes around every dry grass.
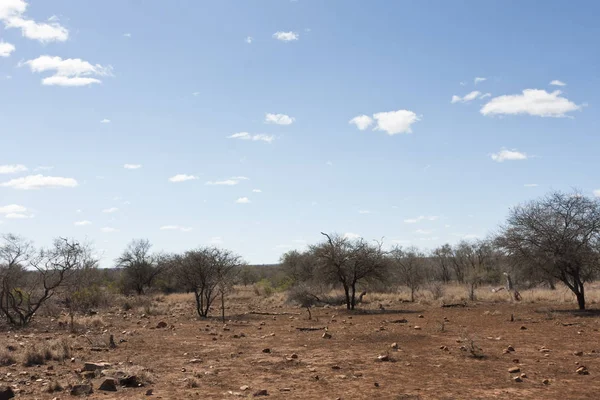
[22,338,72,366]
[0,351,16,366]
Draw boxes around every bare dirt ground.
[2,289,600,399]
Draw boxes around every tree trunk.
[343,285,350,310]
[410,287,415,302]
[575,281,586,310]
[221,291,225,323]
[350,284,356,310]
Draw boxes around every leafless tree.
[390,246,425,302]
[431,244,453,283]
[496,191,600,310]
[175,247,243,319]
[116,239,166,295]
[312,233,387,310]
[0,235,87,326]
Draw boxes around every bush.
[0,351,16,366]
[254,279,274,297]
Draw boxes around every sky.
[1,0,599,266]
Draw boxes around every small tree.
[390,246,425,302]
[431,244,453,283]
[496,191,600,310]
[312,233,387,310]
[0,235,86,326]
[116,239,166,295]
[175,247,242,319]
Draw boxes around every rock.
[542,379,550,385]
[513,376,523,382]
[262,348,271,353]
[418,315,424,318]
[540,348,551,353]
[574,351,584,356]
[253,389,268,396]
[507,345,515,352]
[83,362,111,372]
[336,374,348,379]
[520,373,527,378]
[121,375,142,387]
[508,367,520,373]
[189,359,202,363]
[576,366,589,375]
[0,386,15,400]
[70,383,93,396]
[520,326,527,330]
[414,326,422,330]
[440,346,449,351]
[290,353,298,359]
[240,385,249,391]
[377,355,390,362]
[391,342,398,350]
[99,378,117,391]
[156,321,168,329]
[322,332,332,339]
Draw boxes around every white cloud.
[34,165,53,171]
[123,33,131,38]
[273,31,299,41]
[102,207,118,213]
[5,213,33,219]
[124,164,141,169]
[524,183,539,187]
[451,90,482,103]
[236,197,251,204]
[74,220,91,226]
[209,236,223,244]
[169,174,198,182]
[265,113,295,125]
[0,164,27,174]
[100,118,111,123]
[0,1,68,43]
[0,41,15,57]
[349,115,373,130]
[373,110,420,135]
[100,227,118,233]
[490,149,528,162]
[415,229,433,235]
[480,93,491,99]
[1,174,77,190]
[160,225,192,232]
[550,80,566,87]
[23,55,113,87]
[481,89,581,118]
[245,36,253,44]
[594,190,600,198]
[252,189,262,193]
[343,232,361,239]
[206,176,248,186]
[358,210,372,214]
[76,209,82,213]
[0,204,27,214]
[228,132,274,143]
[474,77,487,85]
[326,161,333,166]
[404,215,439,223]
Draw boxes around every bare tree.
[431,244,453,283]
[175,247,243,319]
[390,246,425,302]
[496,191,600,310]
[312,233,387,310]
[116,239,166,295]
[0,235,86,326]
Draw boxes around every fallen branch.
[295,327,326,331]
[247,311,301,316]
[441,302,467,308]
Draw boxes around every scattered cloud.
[481,89,581,118]
[326,161,333,166]
[209,236,223,244]
[474,77,487,85]
[1,174,77,190]
[490,149,528,162]
[23,55,113,87]
[358,210,372,214]
[100,227,118,233]
[206,176,248,186]
[373,110,420,135]
[124,164,141,170]
[169,174,198,182]
[34,165,53,171]
[415,229,434,235]
[349,115,373,130]
[0,164,27,174]
[252,189,262,193]
[160,225,192,232]
[76,209,82,213]
[550,80,566,87]
[0,204,27,214]
[480,93,491,99]
[265,113,295,125]
[123,33,131,38]
[343,232,361,239]
[451,90,482,103]
[5,213,33,219]
[236,197,251,204]
[74,220,91,226]
[0,0,69,43]
[245,36,253,44]
[594,190,600,198]
[102,207,118,213]
[100,118,110,123]
[228,132,274,143]
[404,215,439,224]
[273,31,299,41]
[524,183,539,187]
[0,41,15,57]
[192,92,200,96]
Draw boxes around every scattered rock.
[574,351,584,357]
[0,386,15,400]
[99,378,117,392]
[520,326,527,330]
[576,366,589,375]
[156,321,168,329]
[83,362,111,372]
[377,355,390,362]
[542,379,550,385]
[507,345,515,352]
[440,346,449,351]
[253,389,269,396]
[414,326,422,330]
[121,375,142,387]
[189,359,202,363]
[262,348,271,354]
[146,389,154,395]
[290,353,298,359]
[520,373,527,379]
[508,367,520,373]
[322,332,332,339]
[240,385,249,391]
[70,383,93,396]
[391,342,398,350]
[513,376,523,382]
[418,315,424,318]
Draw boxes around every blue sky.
[1,0,599,265]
